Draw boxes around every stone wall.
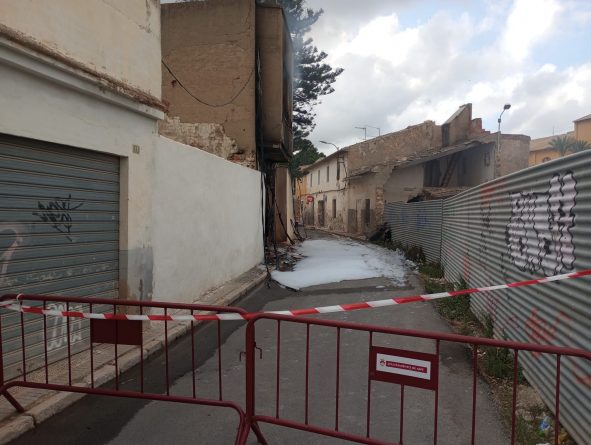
[158,116,256,168]
[346,120,442,172]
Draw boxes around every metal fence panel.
[0,135,120,379]
[441,150,591,444]
[384,200,443,262]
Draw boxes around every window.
[337,162,340,181]
[317,170,320,185]
[326,166,330,182]
[364,199,371,224]
[332,199,337,218]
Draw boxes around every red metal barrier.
[242,314,591,445]
[0,294,261,445]
[1,295,589,444]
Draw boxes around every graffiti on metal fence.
[505,171,577,276]
[33,195,84,242]
[416,209,428,228]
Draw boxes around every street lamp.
[319,140,339,152]
[319,141,347,184]
[497,103,511,154]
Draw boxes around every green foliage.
[434,293,476,323]
[288,139,325,177]
[405,245,426,263]
[456,276,468,291]
[571,139,591,152]
[482,346,515,379]
[278,0,343,138]
[424,279,454,294]
[549,135,576,157]
[418,262,444,278]
[482,314,495,338]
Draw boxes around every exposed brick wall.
[161,0,257,162]
[158,116,256,168]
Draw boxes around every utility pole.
[366,125,381,137]
[355,126,367,141]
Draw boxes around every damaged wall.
[303,154,348,232]
[160,0,257,166]
[0,0,162,97]
[157,116,256,167]
[346,120,442,173]
[384,164,425,203]
[496,134,531,178]
[274,165,295,242]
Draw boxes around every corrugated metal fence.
[383,200,443,263]
[386,151,591,443]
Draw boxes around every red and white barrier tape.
[2,269,590,322]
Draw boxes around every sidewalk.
[0,266,268,444]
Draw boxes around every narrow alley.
[10,231,507,445]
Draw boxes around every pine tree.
[279,0,343,143]
[288,139,325,177]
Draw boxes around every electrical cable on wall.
[162,59,254,108]
[254,49,277,281]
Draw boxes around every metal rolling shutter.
[0,134,120,377]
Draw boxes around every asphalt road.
[10,232,508,445]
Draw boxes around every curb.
[312,227,368,243]
[0,268,268,444]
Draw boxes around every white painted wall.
[152,137,264,304]
[306,156,345,195]
[0,37,162,301]
[0,0,161,96]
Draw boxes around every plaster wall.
[496,134,530,178]
[574,119,591,143]
[529,148,560,166]
[306,190,346,232]
[152,137,263,304]
[0,0,161,97]
[274,165,295,242]
[442,104,472,146]
[305,156,346,195]
[346,177,382,234]
[0,40,162,301]
[304,155,348,230]
[161,0,256,161]
[460,144,494,186]
[384,165,425,203]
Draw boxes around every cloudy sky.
[302,0,591,154]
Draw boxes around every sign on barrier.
[90,319,143,346]
[370,346,438,390]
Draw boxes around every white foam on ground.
[271,239,407,290]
